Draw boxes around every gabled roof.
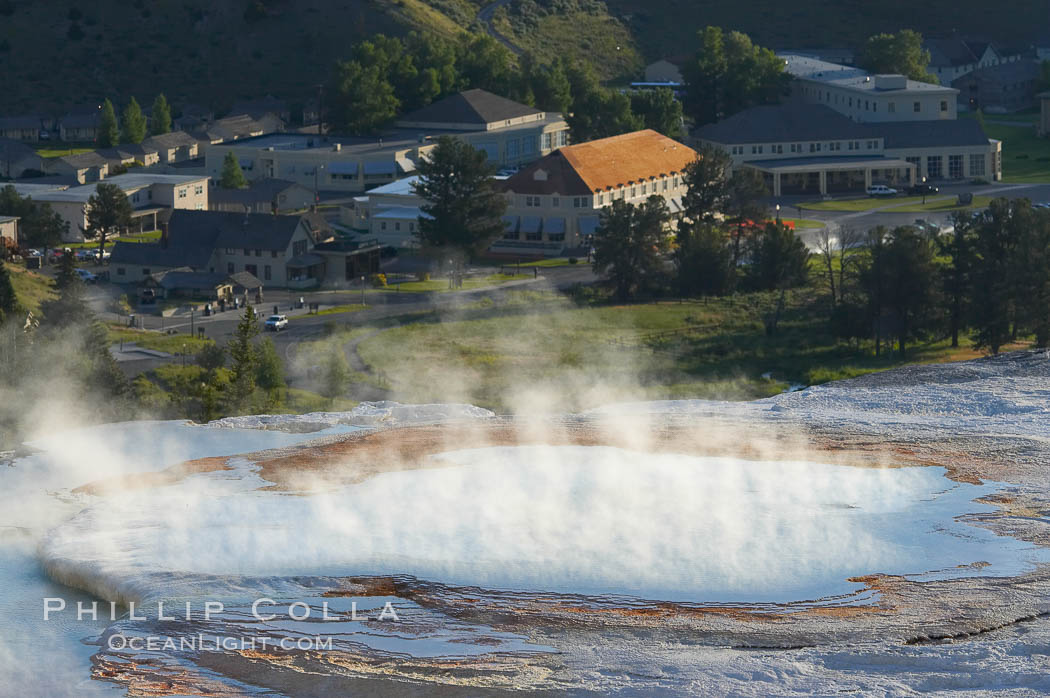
[397,89,541,126]
[60,111,100,128]
[168,209,304,251]
[697,104,868,145]
[0,137,39,161]
[141,131,200,150]
[877,119,993,149]
[0,115,41,130]
[55,152,109,169]
[110,239,214,269]
[925,38,981,68]
[209,179,305,207]
[504,130,696,196]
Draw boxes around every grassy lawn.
[66,230,162,250]
[800,195,927,212]
[8,265,56,315]
[356,292,999,413]
[385,273,532,293]
[107,325,215,354]
[888,195,993,213]
[801,194,992,213]
[516,258,585,268]
[283,388,357,413]
[35,145,96,158]
[291,304,368,319]
[981,123,1050,183]
[781,218,825,230]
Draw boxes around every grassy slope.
[8,264,56,315]
[800,195,991,213]
[356,292,1001,412]
[607,0,1048,62]
[980,123,1050,184]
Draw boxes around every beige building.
[205,90,569,194]
[12,174,210,242]
[782,54,959,122]
[43,152,109,184]
[497,129,697,256]
[0,215,18,248]
[696,103,1000,196]
[141,131,202,163]
[59,111,100,142]
[0,115,42,142]
[111,209,376,289]
[210,179,316,214]
[341,176,427,249]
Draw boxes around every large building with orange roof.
[496,130,696,256]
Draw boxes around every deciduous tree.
[856,30,936,83]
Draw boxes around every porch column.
[818,169,827,195]
[773,172,782,197]
[909,164,917,185]
[864,168,873,189]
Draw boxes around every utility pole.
[316,83,324,137]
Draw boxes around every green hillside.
[607,0,1048,61]
[0,0,1044,114]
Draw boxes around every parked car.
[264,314,289,331]
[48,247,71,262]
[74,268,98,284]
[24,248,42,258]
[866,185,897,197]
[93,248,111,262]
[906,183,939,196]
[74,249,95,262]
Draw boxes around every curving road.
[476,0,523,56]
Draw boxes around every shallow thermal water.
[0,420,359,698]
[41,444,1048,605]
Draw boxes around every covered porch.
[745,157,917,196]
[286,253,325,290]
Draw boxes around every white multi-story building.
[781,54,959,122]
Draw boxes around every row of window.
[378,220,416,233]
[904,153,987,178]
[225,247,281,258]
[804,86,950,115]
[735,140,881,156]
[520,177,682,208]
[503,231,565,242]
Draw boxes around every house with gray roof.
[141,131,202,163]
[0,115,44,142]
[59,110,101,142]
[0,138,45,178]
[209,179,315,214]
[111,209,368,289]
[42,151,109,183]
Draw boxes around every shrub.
[371,273,387,288]
[568,257,578,264]
[416,271,431,281]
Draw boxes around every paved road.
[477,0,522,56]
[780,181,1050,248]
[105,264,597,380]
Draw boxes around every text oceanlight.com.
[108,634,338,651]
[43,598,401,622]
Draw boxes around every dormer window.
[533,169,548,181]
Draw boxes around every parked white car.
[866,185,897,197]
[75,268,98,284]
[264,314,289,331]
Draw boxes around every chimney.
[159,222,169,249]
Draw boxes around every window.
[557,131,568,147]
[380,222,387,231]
[271,250,278,258]
[525,195,541,207]
[293,240,307,256]
[865,100,869,110]
[913,101,921,112]
[542,133,552,149]
[142,268,150,275]
[948,154,963,179]
[195,203,204,210]
[849,97,853,107]
[673,176,679,188]
[264,265,271,281]
[598,193,605,204]
[227,262,234,273]
[194,185,204,195]
[177,188,187,199]
[548,232,565,242]
[927,155,943,178]
[940,101,948,113]
[526,230,541,241]
[552,197,559,208]
[630,186,637,198]
[507,139,519,158]
[773,144,783,154]
[969,153,986,177]
[809,143,816,152]
[116,267,125,276]
[254,249,261,257]
[663,178,668,190]
[522,137,536,155]
[394,222,401,231]
[243,248,251,256]
[641,183,647,195]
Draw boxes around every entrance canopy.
[743,156,917,196]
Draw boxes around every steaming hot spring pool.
[42,444,1046,604]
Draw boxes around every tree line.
[326,32,683,142]
[94,93,172,147]
[589,146,1049,357]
